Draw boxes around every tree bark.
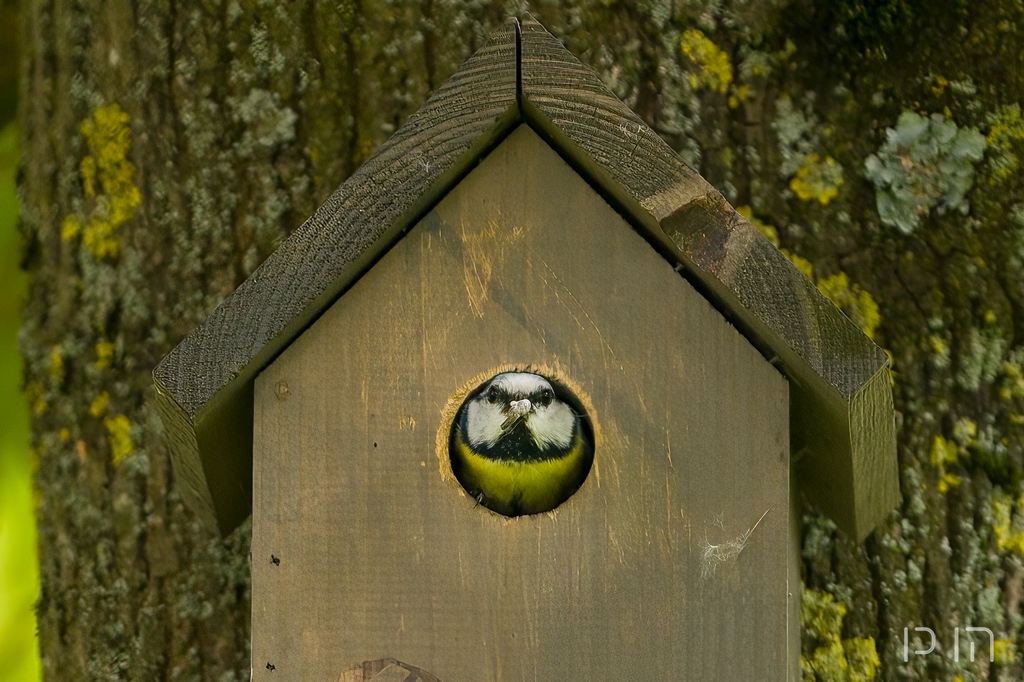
[19,1,508,678]
[19,0,1024,680]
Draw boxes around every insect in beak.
[500,398,533,431]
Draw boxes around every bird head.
[464,372,576,450]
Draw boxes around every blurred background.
[0,1,41,681]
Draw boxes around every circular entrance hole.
[447,370,594,516]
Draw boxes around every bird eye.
[538,389,553,407]
[486,386,500,404]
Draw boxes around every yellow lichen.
[986,104,1024,183]
[94,340,115,370]
[790,153,844,205]
[83,220,121,260]
[1001,356,1024,401]
[58,428,70,442]
[930,435,961,493]
[104,414,133,466]
[48,345,63,380]
[844,638,881,682]
[61,103,141,260]
[681,29,733,95]
[88,391,110,418]
[79,155,97,198]
[802,589,881,681]
[993,491,1024,555]
[994,638,1016,666]
[817,272,881,339]
[26,381,47,416]
[805,640,847,681]
[61,215,81,241]
[928,335,952,370]
[803,588,846,640]
[728,84,751,109]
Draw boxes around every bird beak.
[500,399,533,431]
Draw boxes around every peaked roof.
[154,15,898,540]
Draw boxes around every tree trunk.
[19,1,509,678]
[19,0,1024,680]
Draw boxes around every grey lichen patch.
[956,325,1008,392]
[864,112,987,234]
[228,88,298,156]
[774,94,823,178]
[249,22,287,77]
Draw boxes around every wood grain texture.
[518,15,897,539]
[152,387,216,528]
[252,127,791,682]
[152,20,519,534]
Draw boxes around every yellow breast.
[452,428,590,516]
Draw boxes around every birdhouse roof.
[153,15,898,540]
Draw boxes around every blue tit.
[449,372,593,516]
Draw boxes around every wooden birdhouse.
[154,15,899,682]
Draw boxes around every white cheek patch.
[527,401,575,448]
[465,400,506,447]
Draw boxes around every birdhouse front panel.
[251,126,791,681]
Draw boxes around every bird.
[449,372,593,516]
